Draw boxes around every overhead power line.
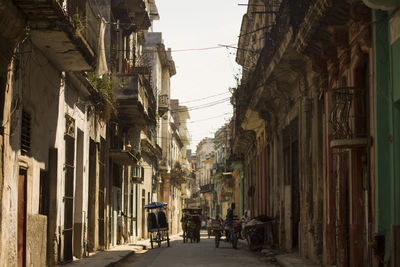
[171,46,224,53]
[179,92,230,104]
[176,98,231,112]
[168,44,237,53]
[187,113,232,123]
[218,44,260,54]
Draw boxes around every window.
[21,110,31,156]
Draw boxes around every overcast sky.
[153,0,245,152]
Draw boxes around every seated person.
[157,209,168,228]
[147,212,158,230]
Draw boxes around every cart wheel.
[167,232,170,247]
[150,234,154,249]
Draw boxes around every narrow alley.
[114,231,275,267]
[1,0,400,267]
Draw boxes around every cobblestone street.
[114,231,276,267]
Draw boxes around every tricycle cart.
[243,216,276,250]
[182,208,202,243]
[144,202,170,249]
[225,216,242,249]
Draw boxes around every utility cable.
[179,92,230,104]
[178,98,231,112]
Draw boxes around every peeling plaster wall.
[0,38,108,265]
[0,43,62,266]
[1,57,19,267]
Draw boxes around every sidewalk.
[238,239,321,267]
[63,234,181,267]
[275,253,321,267]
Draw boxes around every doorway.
[73,129,84,258]
[98,138,106,248]
[18,168,27,267]
[88,139,96,252]
[142,189,145,239]
[63,134,75,263]
[283,118,299,250]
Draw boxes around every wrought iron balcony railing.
[113,73,153,126]
[200,184,214,193]
[329,87,368,148]
[14,0,98,71]
[158,94,169,116]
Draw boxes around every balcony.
[213,163,225,173]
[329,87,369,149]
[141,136,162,160]
[111,0,152,30]
[110,149,140,165]
[113,73,153,127]
[129,166,144,184]
[158,94,169,116]
[131,174,144,184]
[14,0,98,71]
[200,184,214,193]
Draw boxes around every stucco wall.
[27,214,47,267]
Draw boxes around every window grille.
[21,110,31,155]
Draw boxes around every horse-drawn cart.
[181,208,202,243]
[145,202,170,249]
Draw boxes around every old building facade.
[0,0,191,266]
[233,0,376,266]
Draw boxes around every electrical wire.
[177,98,231,112]
[179,92,230,104]
[169,46,225,53]
[171,97,231,112]
[186,113,232,124]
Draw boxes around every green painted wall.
[391,26,400,228]
[373,9,400,260]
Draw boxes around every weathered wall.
[1,43,62,267]
[27,214,47,267]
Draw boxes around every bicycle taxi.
[144,202,170,249]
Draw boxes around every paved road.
[114,231,276,267]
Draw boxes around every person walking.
[207,217,212,238]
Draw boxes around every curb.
[275,254,322,267]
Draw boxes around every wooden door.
[18,168,27,267]
[63,135,75,263]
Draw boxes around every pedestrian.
[225,203,235,241]
[206,216,212,238]
[117,208,125,244]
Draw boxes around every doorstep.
[276,253,321,267]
